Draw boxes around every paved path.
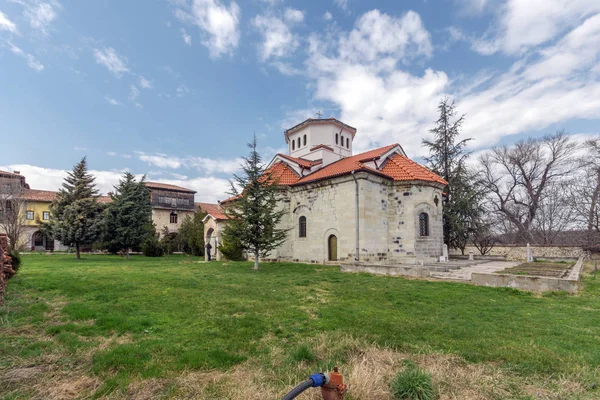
[430,261,519,281]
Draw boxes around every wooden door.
[328,235,338,261]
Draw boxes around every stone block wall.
[452,246,585,261]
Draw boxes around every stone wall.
[452,246,585,261]
[0,233,15,305]
[269,172,444,264]
[471,257,584,293]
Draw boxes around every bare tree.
[478,131,576,243]
[0,180,27,251]
[533,181,576,244]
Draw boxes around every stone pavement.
[430,261,519,281]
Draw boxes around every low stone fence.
[451,246,585,261]
[471,256,585,293]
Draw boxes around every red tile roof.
[98,195,112,204]
[263,162,300,185]
[294,144,397,184]
[21,189,57,202]
[144,182,196,194]
[276,154,321,168]
[381,154,447,185]
[196,202,228,220]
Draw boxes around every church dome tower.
[283,118,357,167]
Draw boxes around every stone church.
[204,118,447,264]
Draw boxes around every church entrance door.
[328,235,337,261]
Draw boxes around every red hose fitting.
[320,366,347,400]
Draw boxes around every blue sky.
[1,0,599,202]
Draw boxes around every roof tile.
[144,181,196,194]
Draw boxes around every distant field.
[1,254,599,399]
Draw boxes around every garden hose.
[281,373,327,400]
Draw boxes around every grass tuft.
[391,365,435,400]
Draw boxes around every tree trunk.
[126,248,130,260]
[76,243,81,260]
[587,168,600,243]
[253,250,259,270]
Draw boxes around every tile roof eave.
[292,166,391,186]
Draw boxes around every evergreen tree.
[103,172,153,259]
[422,98,483,252]
[221,135,288,270]
[46,157,105,259]
[177,207,207,256]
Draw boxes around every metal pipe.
[351,171,359,261]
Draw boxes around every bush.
[391,364,435,400]
[142,236,164,257]
[8,249,22,276]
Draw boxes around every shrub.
[142,236,164,257]
[391,365,435,400]
[8,249,22,276]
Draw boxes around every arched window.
[303,134,307,146]
[335,133,339,145]
[170,212,178,224]
[292,140,295,151]
[299,216,306,238]
[297,137,301,148]
[419,213,429,237]
[340,135,344,146]
[346,137,350,148]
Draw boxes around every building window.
[419,213,429,237]
[292,140,295,151]
[43,211,50,221]
[346,137,350,148]
[299,216,306,238]
[303,134,307,146]
[26,210,34,220]
[297,137,301,148]
[335,133,339,144]
[170,212,178,224]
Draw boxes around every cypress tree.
[103,172,153,259]
[47,157,104,259]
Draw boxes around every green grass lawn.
[1,254,599,399]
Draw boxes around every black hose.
[281,379,314,400]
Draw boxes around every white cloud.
[135,151,242,175]
[334,0,348,12]
[12,0,61,35]
[181,27,192,45]
[104,96,122,106]
[287,8,600,158]
[128,85,142,108]
[252,8,305,62]
[0,163,230,202]
[324,11,333,21]
[0,10,18,33]
[4,41,44,71]
[136,152,183,169]
[139,76,152,89]
[284,8,304,23]
[472,0,600,55]
[93,47,129,77]
[175,0,241,58]
[106,152,118,157]
[176,84,190,97]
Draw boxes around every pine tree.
[221,135,288,270]
[103,172,153,259]
[46,157,105,259]
[422,98,483,252]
